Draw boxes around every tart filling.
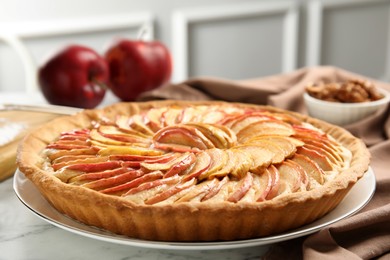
[17,101,370,241]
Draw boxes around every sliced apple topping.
[44,104,350,205]
[236,120,295,143]
[153,125,214,150]
[290,153,325,185]
[233,145,273,174]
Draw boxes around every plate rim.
[13,168,376,250]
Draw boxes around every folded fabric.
[139,66,390,259]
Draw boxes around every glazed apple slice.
[163,152,197,178]
[69,167,130,183]
[229,149,253,178]
[153,125,214,150]
[290,153,325,185]
[123,173,180,196]
[276,161,303,195]
[140,152,189,172]
[161,106,182,126]
[90,129,145,147]
[227,172,254,203]
[98,126,151,144]
[186,123,236,148]
[286,159,309,190]
[247,135,303,159]
[244,139,285,164]
[51,154,97,164]
[98,146,164,156]
[229,112,275,133]
[46,147,98,161]
[237,120,295,143]
[176,178,219,202]
[82,169,145,191]
[202,176,232,202]
[52,156,109,171]
[233,145,273,174]
[296,138,344,166]
[145,178,197,205]
[182,151,211,181]
[198,148,228,180]
[99,170,163,194]
[303,143,341,166]
[253,169,273,202]
[153,142,201,153]
[265,165,280,200]
[297,146,333,171]
[207,150,236,179]
[144,107,167,132]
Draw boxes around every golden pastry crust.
[17,100,370,241]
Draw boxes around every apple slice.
[140,152,188,171]
[52,156,109,171]
[98,146,164,156]
[115,115,154,136]
[198,148,228,180]
[52,154,96,164]
[176,178,219,202]
[229,149,253,178]
[290,153,324,185]
[276,161,303,195]
[144,107,167,132]
[237,120,295,143]
[297,146,333,171]
[46,142,90,150]
[295,137,344,166]
[163,152,197,178]
[46,147,98,161]
[64,160,122,173]
[123,173,180,196]
[69,167,130,182]
[153,142,201,153]
[227,172,254,203]
[182,151,211,181]
[83,169,145,191]
[265,165,280,200]
[207,149,235,179]
[229,112,275,133]
[186,123,237,149]
[99,170,163,194]
[246,135,303,159]
[286,159,309,190]
[153,125,214,150]
[253,169,272,202]
[233,145,273,174]
[161,106,182,126]
[202,176,232,202]
[145,178,197,205]
[98,126,151,144]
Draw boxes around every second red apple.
[104,39,172,101]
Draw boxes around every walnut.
[305,79,384,103]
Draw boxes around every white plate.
[13,168,375,250]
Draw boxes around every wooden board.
[0,111,64,181]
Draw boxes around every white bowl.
[304,88,390,126]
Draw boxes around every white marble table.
[0,92,269,259]
[0,176,269,260]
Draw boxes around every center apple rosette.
[17,100,369,241]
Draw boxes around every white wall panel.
[172,1,299,82]
[306,0,390,80]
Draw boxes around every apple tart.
[17,100,370,241]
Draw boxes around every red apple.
[38,45,108,108]
[104,38,172,101]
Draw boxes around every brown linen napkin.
[139,66,390,259]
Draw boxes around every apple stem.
[137,25,151,41]
[92,78,108,90]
